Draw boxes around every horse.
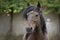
[23,2,48,40]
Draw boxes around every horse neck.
[33,26,44,40]
[34,25,42,34]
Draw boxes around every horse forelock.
[23,6,36,19]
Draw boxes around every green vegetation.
[0,0,60,15]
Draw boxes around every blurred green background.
[0,0,60,15]
[0,0,60,40]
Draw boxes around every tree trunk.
[6,7,14,40]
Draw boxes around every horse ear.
[27,3,30,6]
[37,1,41,9]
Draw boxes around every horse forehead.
[27,11,39,16]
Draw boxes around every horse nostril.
[31,27,32,30]
[26,27,32,33]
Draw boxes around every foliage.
[0,0,60,15]
[41,0,60,14]
[0,0,26,14]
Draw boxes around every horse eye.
[35,15,38,17]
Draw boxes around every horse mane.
[23,6,47,35]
